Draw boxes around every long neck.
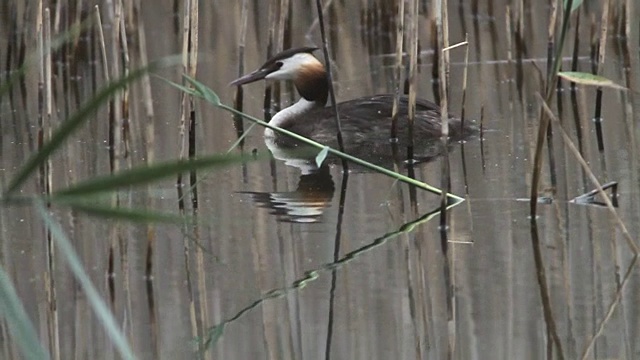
[265,63,328,137]
[265,98,322,137]
[294,62,329,105]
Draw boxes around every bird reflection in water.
[239,165,335,223]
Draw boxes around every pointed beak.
[229,68,271,86]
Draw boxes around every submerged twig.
[536,93,638,254]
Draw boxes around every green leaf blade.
[183,75,220,105]
[6,64,156,196]
[558,71,626,90]
[52,153,255,197]
[0,268,50,360]
[59,200,189,224]
[563,0,583,13]
[36,202,137,360]
[315,146,329,167]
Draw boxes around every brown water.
[1,1,639,359]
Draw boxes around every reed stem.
[314,0,347,167]
[391,0,405,140]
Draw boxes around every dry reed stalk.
[390,0,405,139]
[529,221,565,359]
[537,94,638,254]
[187,0,199,204]
[436,0,450,229]
[118,16,133,172]
[184,1,209,353]
[115,1,135,344]
[571,10,581,75]
[177,0,190,201]
[272,0,286,103]
[593,0,611,152]
[265,0,279,112]
[134,0,155,164]
[546,0,558,86]
[624,0,631,38]
[529,0,575,215]
[37,0,47,352]
[305,0,333,39]
[118,3,132,168]
[109,0,123,175]
[44,4,53,202]
[175,0,199,349]
[506,6,512,64]
[233,0,249,140]
[459,34,471,197]
[315,0,346,157]
[406,0,418,161]
[459,34,469,129]
[40,5,61,359]
[103,2,124,336]
[581,255,638,359]
[277,0,290,51]
[95,7,110,82]
[131,4,158,349]
[37,1,45,190]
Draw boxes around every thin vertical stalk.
[131,4,158,352]
[117,0,134,345]
[624,0,630,39]
[529,0,574,215]
[459,34,469,127]
[315,0,346,164]
[277,0,290,51]
[324,170,349,360]
[460,34,470,196]
[593,0,611,153]
[176,0,198,350]
[39,4,60,359]
[265,0,278,113]
[545,0,559,192]
[95,7,110,84]
[134,0,155,163]
[391,0,405,140]
[119,2,132,167]
[185,2,209,355]
[108,0,123,175]
[233,0,250,143]
[545,0,558,89]
[436,0,450,231]
[407,0,419,162]
[37,1,45,191]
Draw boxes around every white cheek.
[265,67,296,80]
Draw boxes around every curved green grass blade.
[52,153,256,197]
[155,76,198,96]
[35,201,136,360]
[5,57,182,197]
[563,0,583,13]
[168,75,463,201]
[0,267,50,360]
[558,71,626,90]
[58,200,188,224]
[183,75,220,105]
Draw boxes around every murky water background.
[1,1,639,359]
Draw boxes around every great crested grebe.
[230,47,476,160]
